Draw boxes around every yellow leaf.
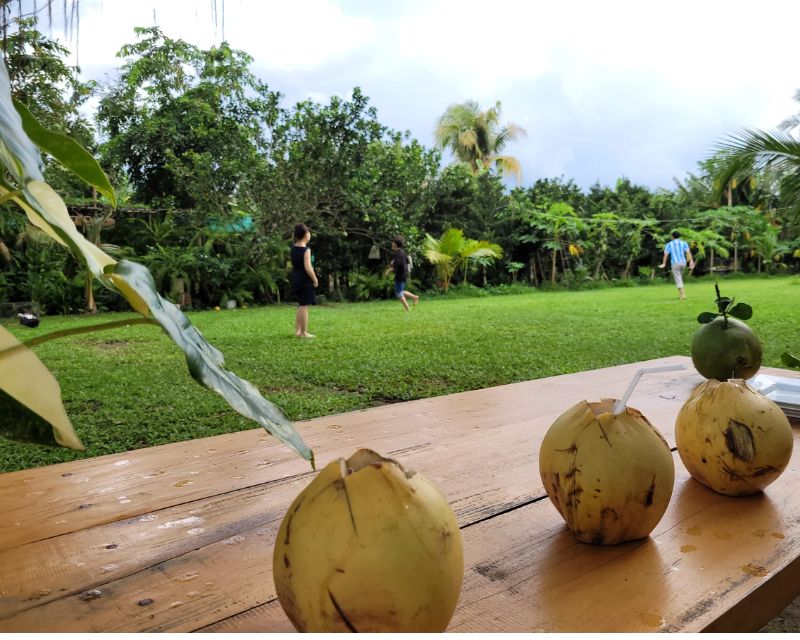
[0,326,84,450]
[23,180,115,277]
[107,271,151,317]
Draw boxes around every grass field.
[2,275,799,473]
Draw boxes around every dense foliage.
[1,17,799,316]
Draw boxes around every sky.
[35,0,800,191]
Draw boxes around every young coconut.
[539,398,675,545]
[675,379,793,496]
[691,284,762,381]
[273,449,463,633]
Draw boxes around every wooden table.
[1,355,799,633]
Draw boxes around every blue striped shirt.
[664,238,689,264]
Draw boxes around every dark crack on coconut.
[724,419,755,462]
[328,589,358,632]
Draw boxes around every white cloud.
[37,0,800,188]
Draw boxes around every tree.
[423,228,502,291]
[434,100,526,181]
[97,27,280,220]
[3,16,104,311]
[258,88,437,295]
[586,212,620,280]
[528,202,584,285]
[715,127,800,212]
[750,226,789,273]
[618,217,659,279]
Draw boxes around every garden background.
[0,11,799,474]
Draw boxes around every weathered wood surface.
[0,356,798,632]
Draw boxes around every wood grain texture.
[1,357,798,632]
[200,434,800,634]
[0,356,695,551]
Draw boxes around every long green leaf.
[0,57,313,465]
[111,260,314,465]
[12,99,117,207]
[782,352,800,369]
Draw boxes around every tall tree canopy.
[96,26,281,219]
[434,100,526,181]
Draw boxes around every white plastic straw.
[612,364,687,415]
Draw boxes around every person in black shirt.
[290,223,319,338]
[385,235,419,311]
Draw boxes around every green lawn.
[2,275,799,473]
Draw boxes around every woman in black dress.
[290,223,319,338]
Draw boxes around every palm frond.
[716,128,800,173]
[494,155,523,182]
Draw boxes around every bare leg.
[296,306,310,336]
[678,287,686,300]
[398,296,410,311]
[403,290,419,306]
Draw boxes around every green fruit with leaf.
[690,285,762,381]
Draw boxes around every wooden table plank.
[200,431,800,634]
[0,356,699,620]
[1,357,798,632]
[0,356,696,552]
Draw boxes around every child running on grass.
[385,235,419,312]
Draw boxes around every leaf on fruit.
[697,312,718,324]
[715,296,732,314]
[781,352,800,369]
[728,303,753,321]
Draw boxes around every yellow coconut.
[539,399,675,545]
[675,379,793,496]
[273,449,463,632]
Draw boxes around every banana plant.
[0,60,313,466]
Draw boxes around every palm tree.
[423,228,503,291]
[423,228,462,292]
[456,238,503,285]
[715,128,800,209]
[434,100,526,181]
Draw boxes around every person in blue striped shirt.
[658,231,695,300]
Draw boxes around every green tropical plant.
[619,217,659,279]
[0,59,312,465]
[423,228,462,292]
[434,100,526,181]
[456,238,503,285]
[586,212,620,280]
[527,202,584,285]
[750,226,789,273]
[423,228,502,291]
[715,127,800,210]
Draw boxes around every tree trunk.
[85,274,97,314]
[536,252,545,288]
[733,240,738,272]
[623,256,633,279]
[551,250,557,285]
[710,248,715,271]
[529,258,536,286]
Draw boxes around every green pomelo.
[691,316,762,381]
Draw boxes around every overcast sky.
[40,0,800,191]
